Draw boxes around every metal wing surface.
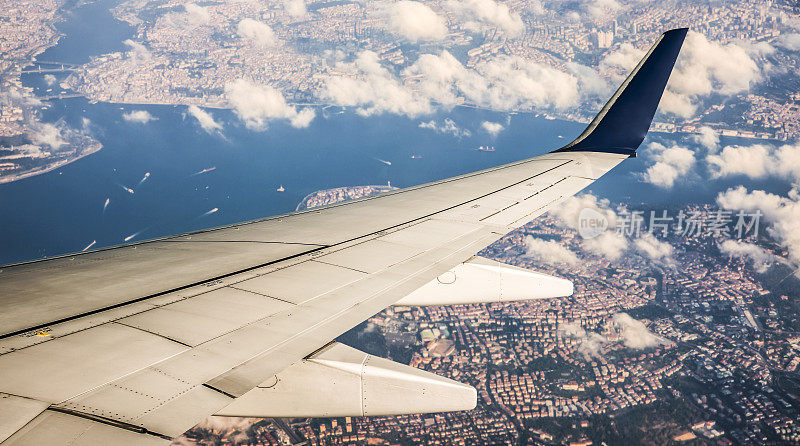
[0,28,688,445]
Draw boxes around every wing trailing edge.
[554,28,688,156]
[394,256,573,306]
[215,342,476,418]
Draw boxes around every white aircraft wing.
[0,28,688,445]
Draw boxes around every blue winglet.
[554,28,688,157]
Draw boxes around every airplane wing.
[0,28,687,445]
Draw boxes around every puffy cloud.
[387,1,447,42]
[122,39,152,63]
[237,18,278,47]
[426,53,584,110]
[446,0,524,36]
[664,31,763,118]
[584,0,620,19]
[44,74,56,86]
[549,193,628,259]
[29,122,66,149]
[719,240,773,273]
[658,90,697,119]
[418,118,471,137]
[776,33,800,51]
[634,233,674,263]
[284,0,307,18]
[524,236,579,265]
[550,193,619,232]
[600,43,644,78]
[324,50,599,117]
[526,0,546,15]
[612,313,671,349]
[706,144,772,179]
[706,142,800,182]
[325,51,432,117]
[693,126,719,152]
[584,231,628,260]
[225,79,315,129]
[717,186,800,273]
[559,322,606,360]
[481,120,504,136]
[566,62,610,97]
[184,3,210,25]
[0,88,42,108]
[642,142,696,188]
[187,105,222,134]
[122,110,156,124]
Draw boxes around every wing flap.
[216,342,476,418]
[2,410,169,446]
[394,256,573,305]
[0,394,49,443]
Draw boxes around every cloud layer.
[642,142,696,188]
[324,50,599,117]
[225,79,315,129]
[525,236,579,265]
[187,105,222,134]
[387,1,447,42]
[717,186,800,274]
[122,110,156,124]
[237,19,278,47]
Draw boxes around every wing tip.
[553,27,689,156]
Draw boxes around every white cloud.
[526,0,546,15]
[237,19,278,47]
[184,3,210,25]
[187,105,222,134]
[612,313,671,349]
[29,122,66,149]
[225,79,315,129]
[584,230,628,260]
[549,193,628,259]
[658,90,697,119]
[481,121,504,136]
[446,0,524,36]
[324,50,601,117]
[777,33,800,51]
[524,236,579,265]
[634,233,674,263]
[719,240,773,273]
[585,0,620,18]
[122,110,156,124]
[122,39,152,63]
[664,31,763,118]
[324,51,433,117]
[418,118,471,137]
[0,88,42,108]
[693,126,719,152]
[642,142,696,188]
[44,74,56,86]
[717,186,800,274]
[550,193,619,231]
[284,0,307,18]
[706,144,772,179]
[600,43,644,80]
[706,142,800,182]
[387,1,447,42]
[559,322,606,360]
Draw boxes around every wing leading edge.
[0,29,688,445]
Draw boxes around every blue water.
[0,0,792,265]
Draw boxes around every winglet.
[554,28,688,156]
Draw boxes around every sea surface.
[0,0,790,265]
